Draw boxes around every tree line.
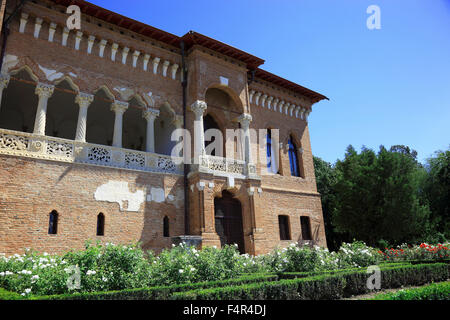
[314,145,449,251]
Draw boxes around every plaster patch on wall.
[38,65,64,81]
[94,180,145,212]
[146,187,165,203]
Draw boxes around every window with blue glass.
[288,136,300,177]
[266,129,272,169]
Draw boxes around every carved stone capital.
[190,100,207,118]
[75,92,94,107]
[237,113,252,129]
[142,107,160,121]
[111,100,129,114]
[35,83,55,99]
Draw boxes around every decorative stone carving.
[48,22,57,42]
[162,60,170,77]
[87,35,95,54]
[19,13,28,33]
[33,17,43,38]
[143,54,150,71]
[152,57,160,74]
[99,39,107,57]
[74,31,83,50]
[122,47,130,64]
[61,27,69,46]
[111,43,119,61]
[132,50,140,67]
[171,64,179,80]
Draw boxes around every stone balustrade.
[0,128,182,174]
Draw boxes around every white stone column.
[87,35,95,54]
[143,54,150,71]
[62,27,69,46]
[190,100,207,158]
[33,83,55,135]
[110,100,129,148]
[0,75,10,112]
[142,108,159,152]
[237,113,253,163]
[74,92,94,142]
[171,64,179,80]
[99,39,107,57]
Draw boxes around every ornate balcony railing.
[0,128,182,174]
[195,154,258,179]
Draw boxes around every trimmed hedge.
[171,263,450,300]
[279,262,412,280]
[29,273,278,300]
[371,281,450,300]
[0,288,21,300]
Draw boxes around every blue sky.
[89,0,450,164]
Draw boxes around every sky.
[89,0,450,164]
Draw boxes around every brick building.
[0,0,328,256]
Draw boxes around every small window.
[163,216,170,237]
[288,136,301,177]
[97,213,105,236]
[278,215,291,240]
[48,210,58,234]
[300,216,312,240]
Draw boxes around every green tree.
[332,145,430,247]
[313,156,349,251]
[423,148,450,241]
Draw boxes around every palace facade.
[0,0,328,256]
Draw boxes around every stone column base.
[200,232,221,249]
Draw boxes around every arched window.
[48,210,58,234]
[278,215,291,240]
[288,136,301,177]
[163,216,170,237]
[300,216,312,240]
[97,213,105,236]
[266,129,280,174]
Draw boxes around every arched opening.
[122,97,146,151]
[86,88,115,146]
[214,190,244,253]
[288,135,304,178]
[278,215,291,240]
[205,87,243,160]
[45,79,78,140]
[203,113,223,157]
[96,212,105,236]
[0,70,38,133]
[155,102,176,156]
[300,216,312,240]
[163,216,169,237]
[48,210,58,235]
[266,128,280,174]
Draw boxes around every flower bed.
[378,243,449,261]
[0,241,448,298]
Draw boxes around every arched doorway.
[214,190,245,253]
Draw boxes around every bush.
[31,274,279,300]
[371,281,450,300]
[171,263,450,300]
